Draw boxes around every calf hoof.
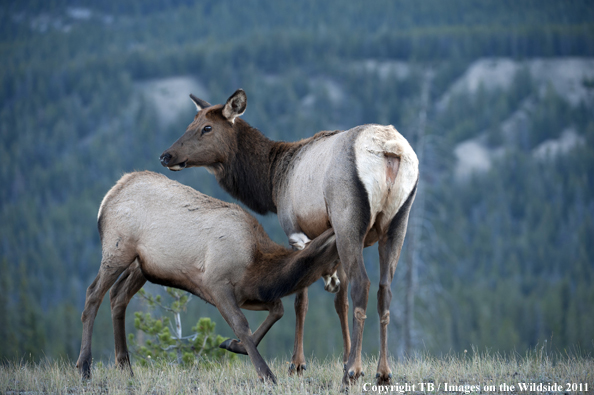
[259,371,278,385]
[115,355,134,377]
[288,362,307,376]
[76,359,92,380]
[219,338,248,355]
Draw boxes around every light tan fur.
[76,171,340,384]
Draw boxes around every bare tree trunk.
[403,69,432,356]
[174,310,183,364]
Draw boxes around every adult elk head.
[159,89,247,173]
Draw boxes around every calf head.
[160,89,247,174]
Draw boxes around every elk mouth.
[168,161,187,171]
[160,152,188,171]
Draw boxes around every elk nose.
[160,152,172,166]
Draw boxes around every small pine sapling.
[128,287,237,367]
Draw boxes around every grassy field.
[1,349,592,394]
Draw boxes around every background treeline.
[1,0,593,363]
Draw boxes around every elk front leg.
[213,289,277,384]
[289,288,308,375]
[109,260,146,376]
[220,299,284,355]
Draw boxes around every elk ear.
[222,89,247,124]
[190,94,211,112]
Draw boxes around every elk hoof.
[219,338,248,355]
[375,372,392,385]
[288,362,307,375]
[258,373,278,385]
[116,357,134,377]
[77,359,92,380]
[342,368,362,385]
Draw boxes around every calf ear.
[222,89,247,124]
[190,94,211,111]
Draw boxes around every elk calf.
[76,171,339,384]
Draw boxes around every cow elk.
[160,89,419,386]
[76,171,340,384]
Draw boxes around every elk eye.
[201,125,212,135]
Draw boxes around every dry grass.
[1,349,592,394]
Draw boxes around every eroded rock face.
[137,76,209,127]
[438,57,594,110]
[446,57,594,180]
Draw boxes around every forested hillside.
[1,0,593,363]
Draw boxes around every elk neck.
[216,119,306,215]
[247,229,338,302]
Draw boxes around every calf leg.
[213,289,277,384]
[76,260,128,379]
[220,299,284,355]
[109,260,146,375]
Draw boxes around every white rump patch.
[289,232,310,250]
[354,125,419,232]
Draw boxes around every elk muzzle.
[159,152,186,171]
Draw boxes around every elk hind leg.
[334,264,351,367]
[376,187,416,385]
[328,202,370,385]
[376,238,397,385]
[340,240,369,386]
[76,258,129,379]
[109,260,146,376]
